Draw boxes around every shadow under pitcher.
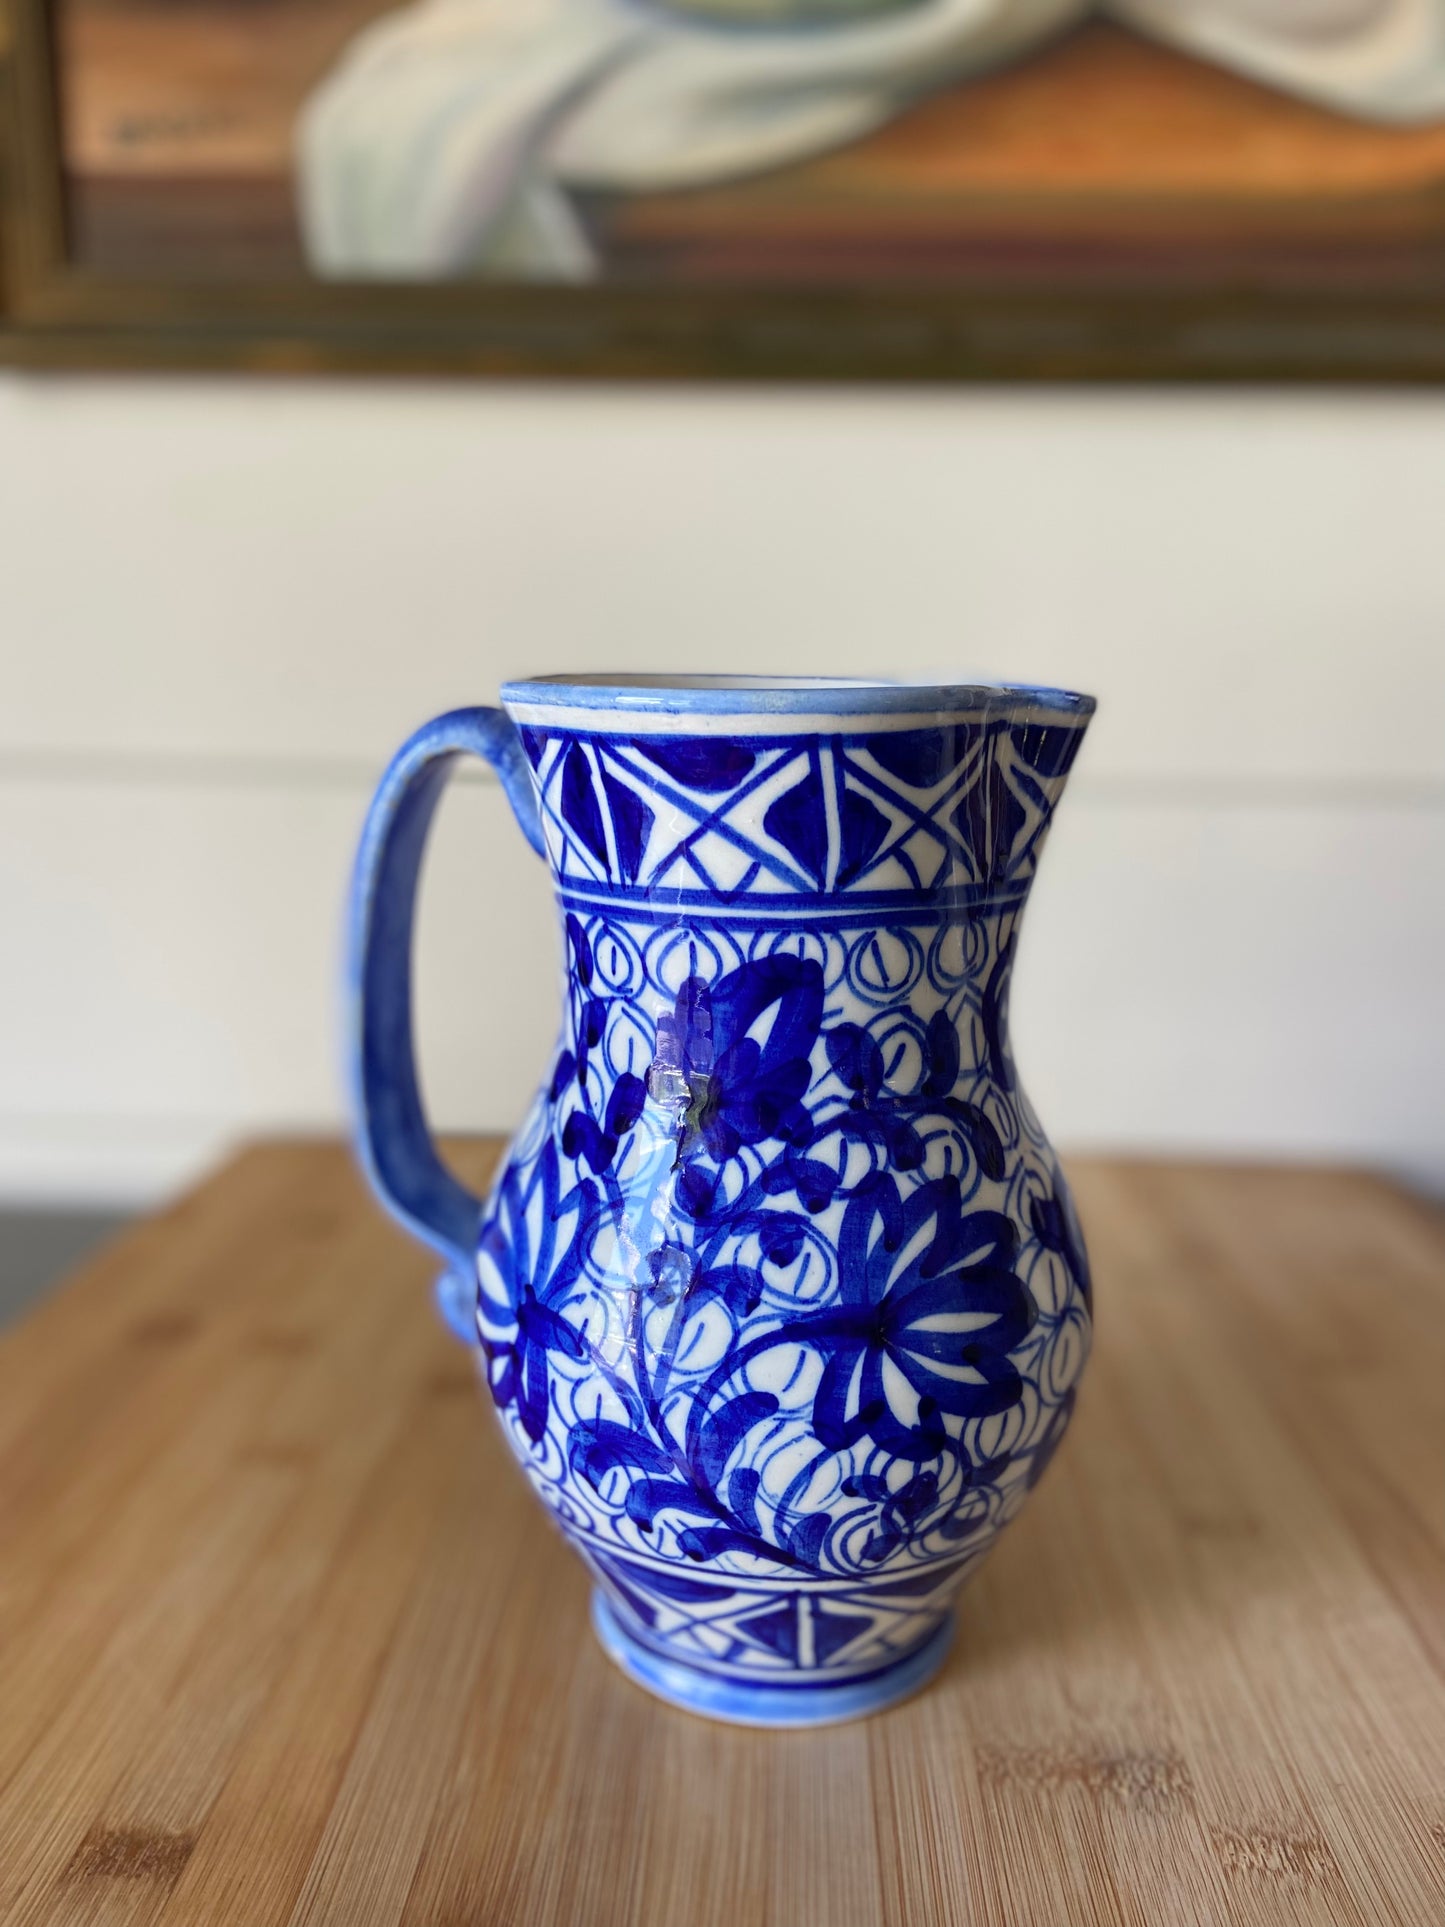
[347,675,1096,1726]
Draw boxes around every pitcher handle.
[347,706,545,1341]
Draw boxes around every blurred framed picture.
[2,0,1444,374]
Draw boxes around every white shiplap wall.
[3,377,1443,1203]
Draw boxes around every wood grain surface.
[2,1139,1444,1926]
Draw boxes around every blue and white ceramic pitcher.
[349,676,1095,1726]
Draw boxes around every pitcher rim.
[501,674,1096,719]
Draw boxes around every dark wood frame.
[5,0,1445,377]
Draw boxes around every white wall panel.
[0,774,557,1196]
[4,380,1445,786]
[4,375,1442,1201]
[2,772,1439,1199]
[1012,800,1445,1168]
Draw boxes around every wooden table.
[3,1141,1444,1926]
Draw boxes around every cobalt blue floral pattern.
[465,704,1095,1708]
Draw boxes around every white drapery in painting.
[295,0,1445,277]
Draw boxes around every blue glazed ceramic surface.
[349,676,1095,1726]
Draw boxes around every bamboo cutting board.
[2,1141,1443,1926]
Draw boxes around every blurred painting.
[0,0,1431,373]
[48,0,1445,291]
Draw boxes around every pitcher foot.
[590,1590,953,1728]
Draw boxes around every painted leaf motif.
[827,1024,884,1106]
[922,1008,961,1097]
[560,744,609,870]
[692,1390,779,1487]
[862,727,956,791]
[569,1418,675,1488]
[952,756,1027,882]
[600,766,653,882]
[633,737,757,792]
[763,770,827,882]
[604,1071,647,1140]
[836,788,890,887]
[728,1466,762,1535]
[565,914,593,987]
[1013,721,1086,779]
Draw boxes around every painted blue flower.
[649,954,824,1163]
[478,1140,592,1445]
[776,1175,1037,1461]
[842,1450,1007,1563]
[549,915,650,1177]
[843,1466,943,1564]
[825,1006,1005,1181]
[568,1384,842,1570]
[489,1285,587,1444]
[561,1071,647,1176]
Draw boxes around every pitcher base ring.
[590,1591,953,1728]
